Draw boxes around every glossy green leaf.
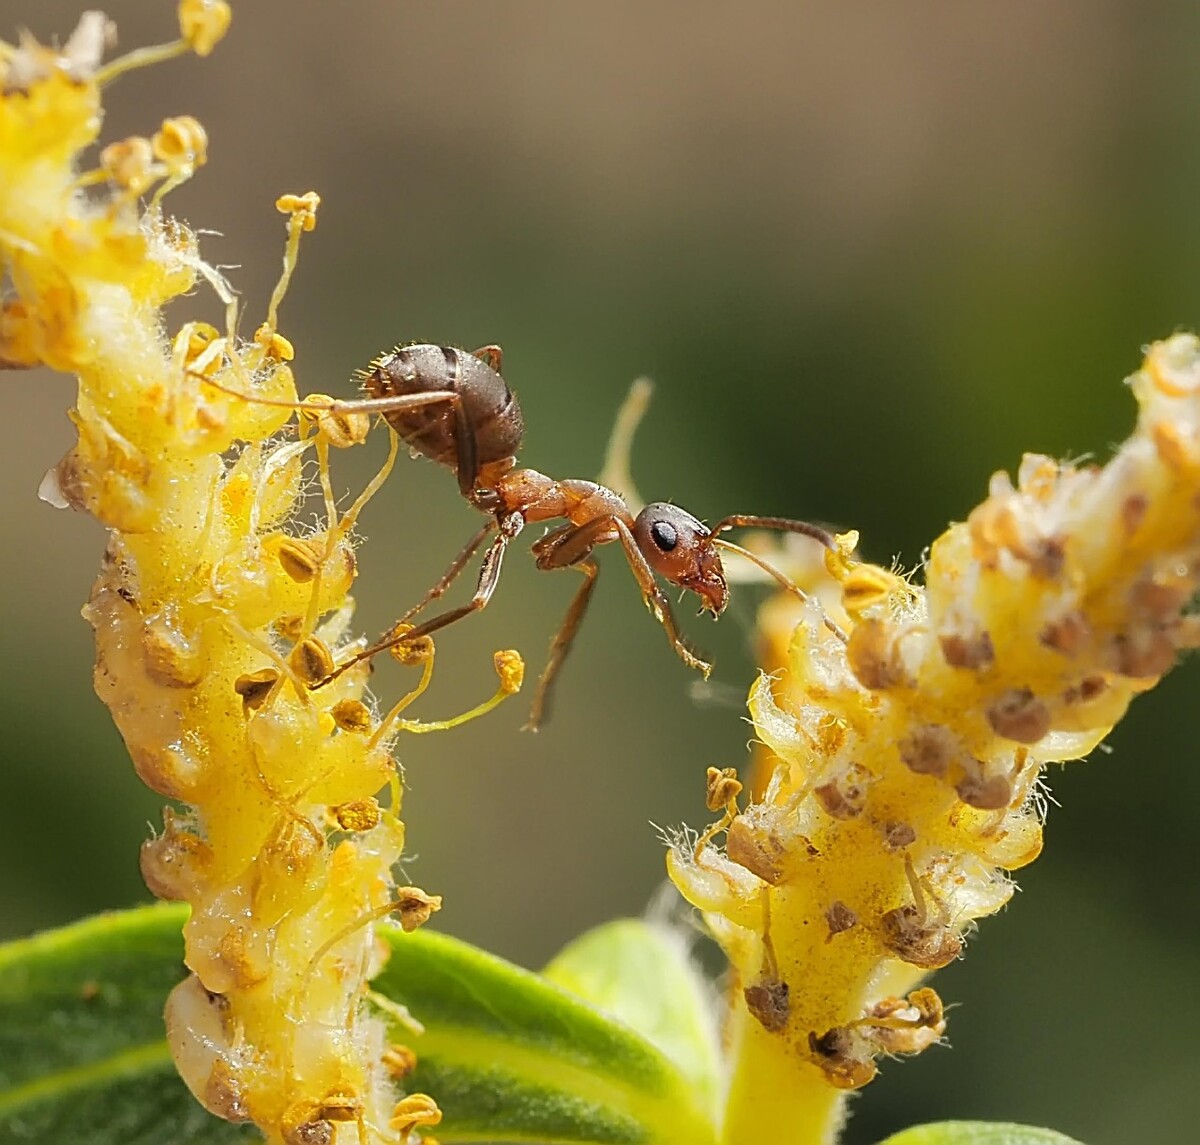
[542,918,721,1116]
[0,903,254,1144]
[879,1122,1084,1145]
[374,925,717,1143]
[0,904,718,1144]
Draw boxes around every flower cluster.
[669,337,1200,1139]
[1,8,520,1143]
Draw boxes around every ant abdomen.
[361,343,524,478]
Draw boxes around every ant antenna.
[710,536,848,645]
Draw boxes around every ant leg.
[471,345,503,373]
[191,370,463,422]
[399,519,497,625]
[526,558,599,731]
[708,514,836,551]
[525,519,620,730]
[611,518,713,677]
[450,394,480,498]
[323,514,522,681]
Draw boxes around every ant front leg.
[611,519,713,678]
[324,512,523,681]
[399,520,497,626]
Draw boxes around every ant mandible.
[310,342,835,729]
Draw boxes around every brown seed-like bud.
[956,770,1013,811]
[882,821,916,850]
[813,762,872,819]
[1040,611,1090,656]
[807,1026,877,1089]
[846,617,909,690]
[986,687,1051,744]
[744,975,790,1033]
[898,724,959,778]
[1121,492,1149,536]
[939,630,996,670]
[825,900,858,939]
[879,905,963,970]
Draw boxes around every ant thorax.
[495,471,633,528]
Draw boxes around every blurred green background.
[4,3,1199,1142]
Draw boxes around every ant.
[294,342,837,729]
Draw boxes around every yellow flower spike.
[3,18,522,1143]
[669,334,1200,1143]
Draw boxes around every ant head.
[633,502,729,617]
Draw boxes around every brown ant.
[292,343,836,729]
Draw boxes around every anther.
[332,799,381,833]
[178,0,233,57]
[153,115,208,172]
[289,637,335,686]
[394,887,443,932]
[705,766,742,812]
[381,1045,418,1080]
[330,699,372,734]
[386,624,434,667]
[277,537,321,583]
[494,649,525,695]
[233,668,278,711]
[389,1094,442,1136]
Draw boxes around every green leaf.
[0,903,254,1144]
[879,1122,1085,1145]
[542,918,721,1116]
[374,925,718,1143]
[0,904,717,1145]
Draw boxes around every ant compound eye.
[650,520,678,552]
